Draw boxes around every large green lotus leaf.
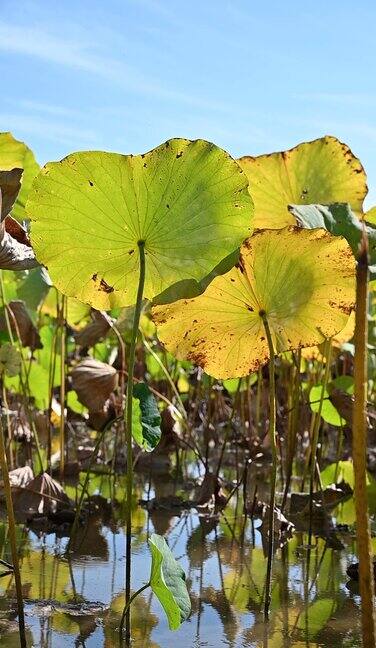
[0,132,39,221]
[289,202,376,276]
[149,532,191,630]
[238,136,367,229]
[153,227,355,379]
[27,139,253,309]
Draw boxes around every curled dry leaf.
[0,169,22,219]
[0,169,39,270]
[74,310,113,348]
[3,465,34,490]
[0,300,42,349]
[71,357,118,411]
[13,472,71,515]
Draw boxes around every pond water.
[0,471,364,647]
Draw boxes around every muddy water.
[0,472,363,647]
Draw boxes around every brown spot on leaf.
[92,274,114,293]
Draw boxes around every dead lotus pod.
[71,357,118,412]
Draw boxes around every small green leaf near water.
[309,384,345,427]
[132,382,161,452]
[149,533,191,630]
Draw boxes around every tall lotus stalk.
[352,234,376,647]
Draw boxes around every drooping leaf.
[27,138,253,309]
[149,533,191,630]
[0,173,39,270]
[0,132,40,221]
[0,169,22,219]
[290,202,376,276]
[238,136,367,229]
[153,227,355,379]
[71,357,118,411]
[0,217,39,270]
[132,382,161,452]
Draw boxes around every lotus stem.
[119,582,150,638]
[123,240,146,644]
[308,338,332,547]
[0,416,27,647]
[59,295,67,480]
[352,236,376,647]
[260,311,276,620]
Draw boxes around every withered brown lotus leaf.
[75,310,113,348]
[71,357,118,412]
[0,174,39,270]
[14,472,71,515]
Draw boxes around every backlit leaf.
[153,227,355,378]
[27,139,253,309]
[238,136,366,229]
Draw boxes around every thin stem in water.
[260,311,276,620]
[352,236,376,647]
[0,415,27,647]
[124,241,146,644]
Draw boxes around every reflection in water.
[0,472,363,647]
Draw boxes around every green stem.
[260,311,276,620]
[308,338,332,548]
[59,295,67,480]
[0,416,27,647]
[352,239,376,647]
[119,582,150,639]
[142,336,187,421]
[123,241,146,644]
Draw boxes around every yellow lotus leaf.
[332,310,355,347]
[303,309,355,359]
[238,136,367,229]
[153,227,355,379]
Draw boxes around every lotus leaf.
[153,227,355,378]
[149,533,191,630]
[27,139,253,309]
[238,136,366,229]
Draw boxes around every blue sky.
[1,0,376,204]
